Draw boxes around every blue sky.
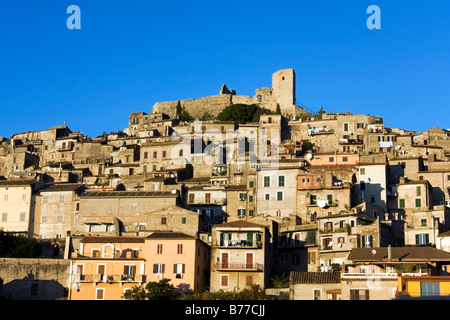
[0,0,449,138]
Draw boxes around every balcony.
[217,240,263,249]
[75,273,145,285]
[214,262,264,271]
[339,138,363,145]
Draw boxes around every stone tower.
[272,69,296,115]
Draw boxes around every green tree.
[275,103,281,115]
[217,104,273,124]
[123,278,179,300]
[0,230,42,258]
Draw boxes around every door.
[246,252,254,269]
[221,252,229,268]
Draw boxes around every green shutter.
[399,199,405,208]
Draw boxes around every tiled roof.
[80,191,177,198]
[146,232,196,240]
[81,236,145,243]
[39,183,84,192]
[348,247,450,262]
[0,179,38,187]
[290,272,341,284]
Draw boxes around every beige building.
[0,179,45,237]
[210,220,270,292]
[256,165,298,219]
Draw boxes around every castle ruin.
[150,68,306,120]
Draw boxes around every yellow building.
[69,233,210,300]
[397,275,450,298]
[69,236,146,300]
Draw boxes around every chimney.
[388,245,392,262]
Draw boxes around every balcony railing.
[217,240,263,249]
[214,262,264,271]
[74,273,145,283]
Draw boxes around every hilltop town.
[1,69,450,300]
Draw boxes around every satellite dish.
[306,153,313,160]
[171,189,177,194]
[133,222,138,227]
[372,249,377,255]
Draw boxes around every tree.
[0,230,42,258]
[275,104,281,115]
[175,101,194,122]
[123,278,179,300]
[217,104,273,124]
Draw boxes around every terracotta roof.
[146,232,196,240]
[81,236,145,243]
[290,272,341,284]
[80,191,177,198]
[348,247,450,263]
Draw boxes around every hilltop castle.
[150,68,306,119]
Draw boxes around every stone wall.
[0,258,70,300]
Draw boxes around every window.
[3,194,9,203]
[246,276,253,287]
[249,195,254,203]
[42,216,47,223]
[327,194,333,204]
[174,264,185,276]
[329,157,334,163]
[310,195,317,205]
[278,175,285,187]
[249,210,254,216]
[163,151,167,158]
[277,191,283,201]
[421,219,427,227]
[143,152,148,159]
[95,288,105,300]
[107,205,113,213]
[157,244,163,254]
[21,193,27,203]
[313,289,322,300]
[91,205,97,213]
[181,217,186,224]
[179,149,184,157]
[20,212,26,222]
[239,193,247,201]
[264,176,270,187]
[249,181,254,188]
[416,233,429,245]
[124,205,130,213]
[57,215,63,223]
[417,186,422,196]
[220,275,229,287]
[399,199,405,208]
[360,168,365,175]
[364,235,373,248]
[1,213,7,222]
[421,282,440,297]
[416,198,422,208]
[302,178,310,183]
[43,195,48,204]
[153,151,157,158]
[309,252,316,265]
[161,217,167,224]
[177,244,183,254]
[264,193,270,201]
[343,157,348,162]
[343,123,349,132]
[360,181,365,191]
[238,209,246,216]
[350,289,369,300]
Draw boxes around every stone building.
[74,190,180,237]
[35,183,85,240]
